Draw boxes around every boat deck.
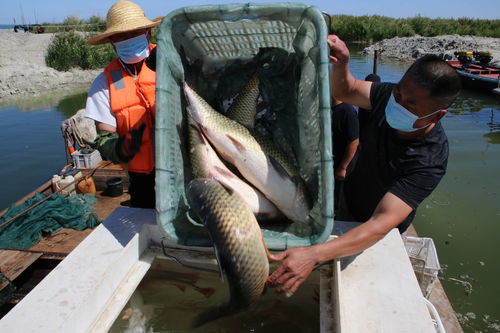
[448,60,500,79]
[0,162,463,331]
[0,162,129,316]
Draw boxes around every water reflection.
[0,88,87,113]
[57,91,87,118]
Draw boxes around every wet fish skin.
[188,117,281,220]
[186,179,269,326]
[224,76,303,185]
[226,74,260,129]
[184,83,310,223]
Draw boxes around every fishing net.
[0,193,100,250]
[156,3,333,250]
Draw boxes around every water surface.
[0,49,499,331]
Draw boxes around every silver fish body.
[188,117,281,220]
[186,179,269,325]
[184,83,310,224]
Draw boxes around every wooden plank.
[429,279,464,333]
[29,228,94,255]
[0,250,42,291]
[406,224,464,333]
[93,191,131,220]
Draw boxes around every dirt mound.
[363,35,500,67]
[0,30,101,101]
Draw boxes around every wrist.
[310,244,327,266]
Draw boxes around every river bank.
[2,30,500,103]
[0,30,100,102]
[364,35,500,66]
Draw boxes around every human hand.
[267,246,319,295]
[327,35,350,64]
[119,123,146,158]
[335,167,347,180]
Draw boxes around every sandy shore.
[364,35,500,67]
[0,30,101,102]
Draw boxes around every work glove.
[117,124,146,160]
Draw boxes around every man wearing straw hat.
[84,1,162,208]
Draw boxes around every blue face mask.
[385,93,440,132]
[113,34,149,64]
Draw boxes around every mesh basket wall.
[156,3,333,250]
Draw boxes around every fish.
[188,117,282,220]
[186,179,270,326]
[184,83,311,224]
[225,74,260,129]
[143,270,216,298]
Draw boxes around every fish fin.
[212,246,225,284]
[188,123,204,141]
[170,282,187,292]
[226,134,247,152]
[195,286,216,298]
[213,166,237,180]
[215,178,236,197]
[294,177,312,209]
[192,303,238,328]
[186,105,194,117]
[269,156,291,179]
[260,230,272,260]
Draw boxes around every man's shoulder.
[370,82,395,103]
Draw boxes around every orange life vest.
[104,45,156,174]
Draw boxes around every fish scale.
[184,82,311,224]
[187,117,281,219]
[187,179,269,325]
[226,74,260,129]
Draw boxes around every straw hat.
[88,0,162,45]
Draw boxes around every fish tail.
[191,302,239,328]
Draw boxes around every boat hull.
[447,60,500,92]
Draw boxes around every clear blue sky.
[2,0,499,24]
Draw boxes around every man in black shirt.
[267,35,461,294]
[331,97,359,214]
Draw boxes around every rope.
[0,161,112,229]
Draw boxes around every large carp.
[184,83,310,224]
[187,117,281,220]
[225,74,259,129]
[186,179,270,326]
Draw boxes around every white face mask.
[385,93,441,132]
[113,34,149,64]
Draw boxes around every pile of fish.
[183,75,311,325]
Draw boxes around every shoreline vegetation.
[1,14,499,102]
[43,14,500,72]
[329,15,500,42]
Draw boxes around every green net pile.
[155,3,333,250]
[0,193,100,250]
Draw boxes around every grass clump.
[45,32,115,71]
[328,15,500,42]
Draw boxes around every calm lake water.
[0,49,499,331]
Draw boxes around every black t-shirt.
[331,102,359,168]
[342,82,449,232]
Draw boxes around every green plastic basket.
[156,2,333,250]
